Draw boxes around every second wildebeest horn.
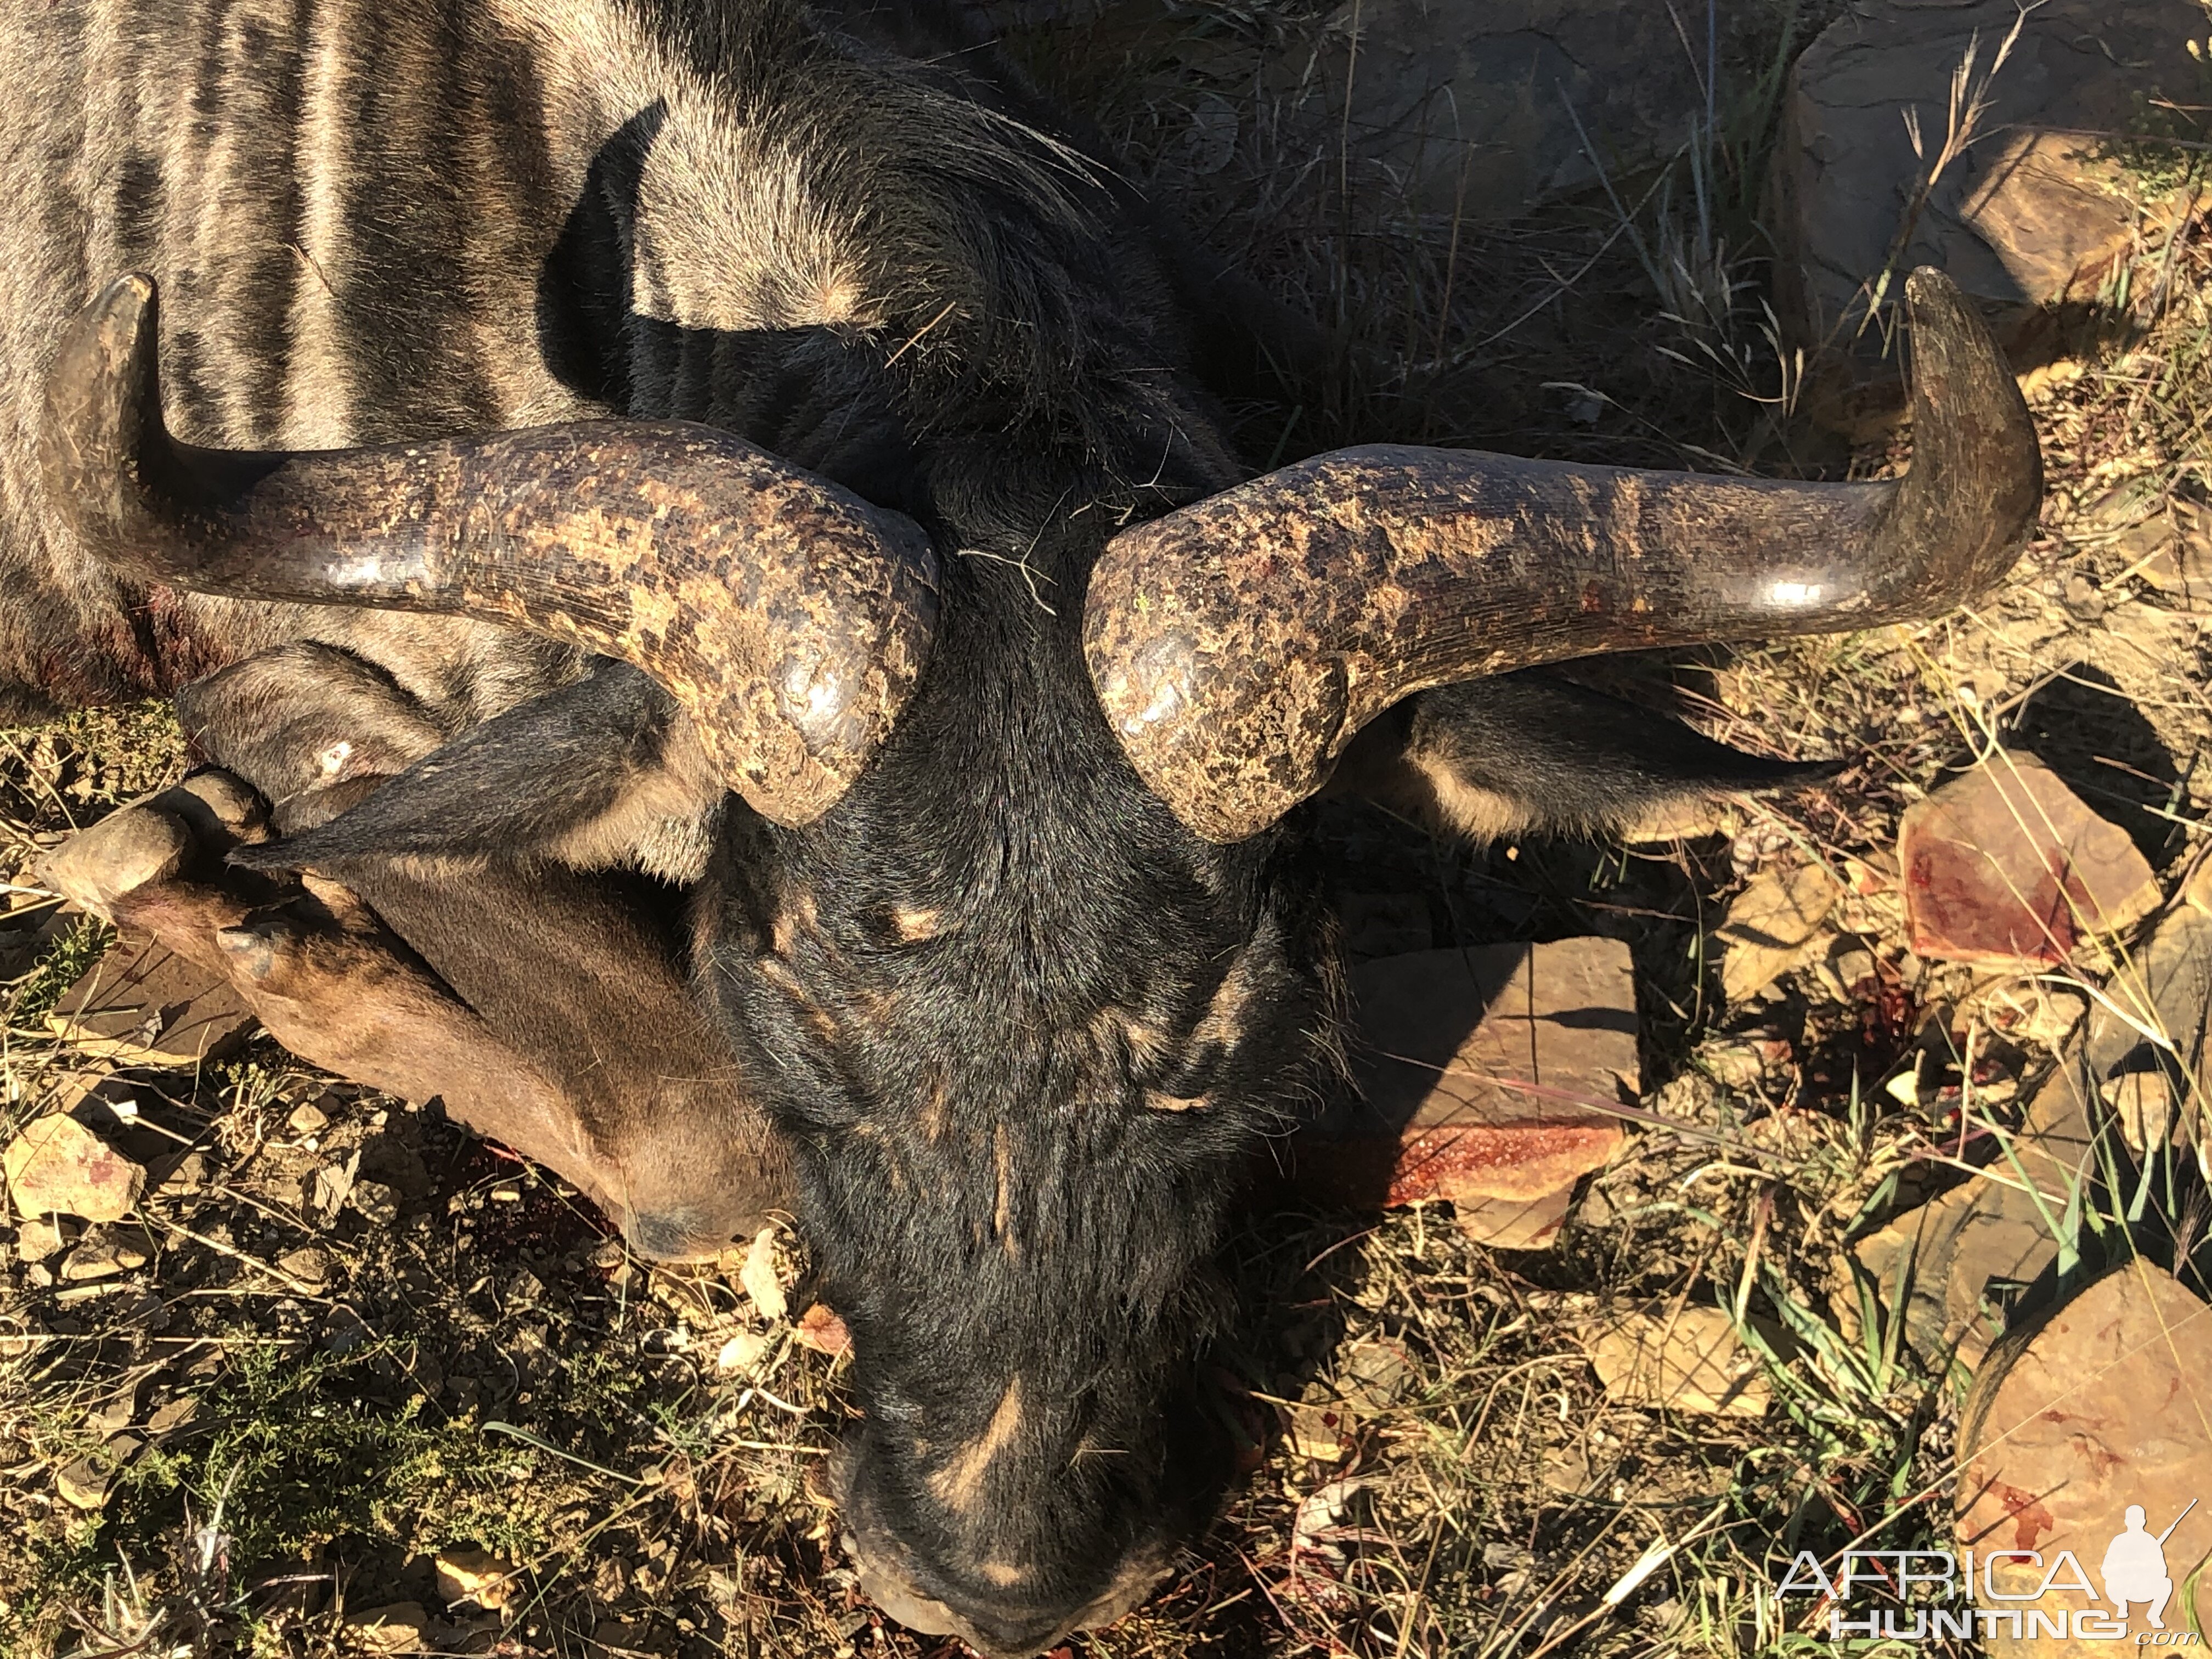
[1084,267,2042,843]
[43,274,939,827]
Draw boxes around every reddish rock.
[1899,752,2159,967]
[1957,1265,2212,1650]
[794,1303,852,1357]
[1289,940,1634,1236]
[3,1113,144,1223]
[48,932,256,1068]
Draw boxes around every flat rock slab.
[48,930,256,1068]
[1771,0,2205,355]
[1289,939,1635,1239]
[2,1114,145,1223]
[1899,752,2159,968]
[1956,1264,2212,1651]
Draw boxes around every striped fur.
[0,0,1199,723]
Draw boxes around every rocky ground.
[3,2,2210,1656]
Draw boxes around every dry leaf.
[1714,864,1840,1003]
[1587,1305,1769,1417]
[739,1226,787,1323]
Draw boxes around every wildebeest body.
[3,5,1355,1645]
[2,3,2040,1654]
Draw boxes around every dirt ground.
[2,3,2208,1656]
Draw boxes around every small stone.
[1587,1305,1770,1417]
[2087,901,2212,1133]
[1713,864,1842,1002]
[3,1114,144,1222]
[309,1153,359,1220]
[436,1545,520,1611]
[2122,512,2212,609]
[1702,1041,1765,1090]
[1541,1443,1594,1497]
[14,1215,69,1263]
[716,1329,771,1374]
[46,933,256,1067]
[1831,946,1877,993]
[794,1302,851,1356]
[54,1454,113,1510]
[1899,752,2160,967]
[86,1385,138,1437]
[739,1227,787,1324]
[349,1180,400,1226]
[145,1397,200,1438]
[2183,851,2212,919]
[1851,1061,2096,1367]
[286,1101,329,1136]
[59,1227,148,1282]
[343,1602,431,1655]
[1957,1265,2212,1641]
[2102,1071,2176,1153]
[276,1246,332,1293]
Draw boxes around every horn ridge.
[1082,267,2041,843]
[42,274,940,827]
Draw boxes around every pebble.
[58,1227,149,1282]
[2,1114,145,1223]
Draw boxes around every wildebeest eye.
[860,902,945,947]
[1140,1043,1223,1112]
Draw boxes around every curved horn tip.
[93,271,159,331]
[1900,261,2042,501]
[1900,265,1963,314]
[63,273,162,397]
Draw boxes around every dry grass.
[4,3,2211,1656]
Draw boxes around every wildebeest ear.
[228,664,727,884]
[1328,671,1825,842]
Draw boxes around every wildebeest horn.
[1084,268,2041,842]
[43,274,939,827]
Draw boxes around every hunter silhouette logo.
[1777,1498,2205,1643]
[2105,1503,2196,1630]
